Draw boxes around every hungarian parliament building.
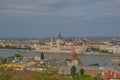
[34,33,87,54]
[0,33,119,54]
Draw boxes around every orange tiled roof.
[85,69,102,76]
[104,70,120,80]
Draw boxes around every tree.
[0,66,13,80]
[14,54,22,58]
[73,75,95,80]
[0,66,23,80]
[80,68,85,75]
[90,46,100,52]
[2,58,7,64]
[94,73,103,80]
[71,65,76,77]
[40,52,44,60]
[88,63,100,66]
[32,66,65,80]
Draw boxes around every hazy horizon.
[0,36,120,40]
[0,0,120,38]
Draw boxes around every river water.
[0,50,118,66]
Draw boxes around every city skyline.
[0,0,120,38]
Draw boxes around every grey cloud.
[0,0,120,18]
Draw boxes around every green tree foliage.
[14,54,22,58]
[90,46,109,53]
[100,50,109,53]
[2,58,7,64]
[0,45,32,50]
[32,66,65,80]
[94,73,103,80]
[71,65,76,77]
[0,66,23,80]
[80,68,85,75]
[88,63,100,66]
[0,66,13,80]
[0,66,68,80]
[40,52,44,60]
[90,46,100,52]
[32,72,65,80]
[72,75,95,80]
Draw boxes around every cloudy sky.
[0,0,120,38]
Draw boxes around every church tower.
[71,44,83,66]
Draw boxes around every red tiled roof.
[14,71,69,80]
[104,70,120,80]
[13,71,35,80]
[22,71,35,80]
[85,69,102,76]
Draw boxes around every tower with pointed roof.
[71,43,83,66]
[57,32,62,40]
[56,32,63,50]
[50,37,53,49]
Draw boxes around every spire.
[51,37,53,47]
[71,42,83,66]
[57,32,62,40]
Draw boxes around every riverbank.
[82,53,120,57]
[0,49,120,65]
[32,50,120,57]
[0,48,31,51]
[0,49,120,57]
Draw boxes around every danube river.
[0,50,119,66]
